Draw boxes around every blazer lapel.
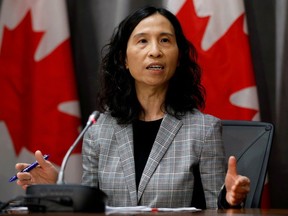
[115,124,138,206]
[137,114,183,200]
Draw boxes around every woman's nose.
[148,42,162,58]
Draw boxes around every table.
[206,209,288,215]
[1,209,288,215]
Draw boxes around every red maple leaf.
[177,1,258,120]
[0,11,81,165]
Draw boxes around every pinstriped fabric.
[82,109,226,208]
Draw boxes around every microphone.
[57,111,100,185]
[25,111,107,213]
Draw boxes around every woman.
[16,6,250,209]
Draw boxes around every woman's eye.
[161,38,169,43]
[139,39,147,43]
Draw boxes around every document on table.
[106,206,201,214]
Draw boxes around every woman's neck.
[136,86,166,121]
[139,109,164,121]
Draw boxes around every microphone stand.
[25,111,107,213]
[57,111,100,184]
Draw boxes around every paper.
[2,206,29,214]
[106,206,201,214]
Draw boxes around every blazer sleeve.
[199,118,226,209]
[81,124,100,187]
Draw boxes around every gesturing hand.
[225,156,250,206]
[15,150,59,190]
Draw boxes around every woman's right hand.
[15,150,59,190]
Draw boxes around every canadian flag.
[165,0,269,208]
[0,0,81,201]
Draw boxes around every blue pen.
[9,154,50,182]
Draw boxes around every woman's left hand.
[225,156,250,206]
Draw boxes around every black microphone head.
[86,111,100,125]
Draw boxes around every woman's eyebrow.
[133,32,175,38]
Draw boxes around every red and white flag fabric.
[166,0,259,121]
[165,0,269,208]
[0,0,81,201]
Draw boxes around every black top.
[132,118,162,189]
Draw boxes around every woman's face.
[125,13,179,90]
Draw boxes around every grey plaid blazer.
[82,109,226,209]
